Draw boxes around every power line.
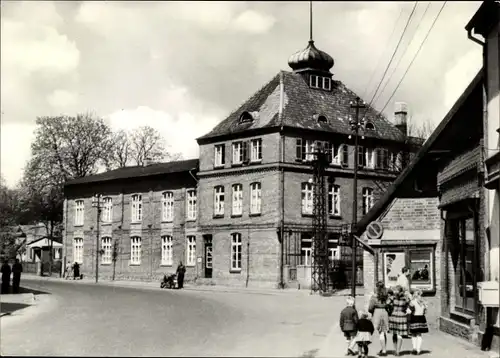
[372,2,432,106]
[364,1,419,113]
[379,1,447,115]
[361,6,405,100]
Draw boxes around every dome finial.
[309,0,313,42]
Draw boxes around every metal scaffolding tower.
[311,144,329,294]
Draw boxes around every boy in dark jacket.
[340,296,359,356]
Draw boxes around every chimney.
[394,102,408,137]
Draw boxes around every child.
[409,289,429,355]
[355,311,375,358]
[340,296,359,356]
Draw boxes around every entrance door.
[204,236,213,279]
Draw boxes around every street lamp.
[92,194,102,283]
[349,97,366,298]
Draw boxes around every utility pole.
[349,97,366,298]
[92,194,102,283]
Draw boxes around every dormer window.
[365,122,375,130]
[309,75,331,91]
[239,111,253,123]
[317,115,327,123]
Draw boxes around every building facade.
[63,38,423,288]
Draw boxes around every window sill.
[231,163,243,167]
[329,214,342,219]
[249,160,262,164]
[101,222,112,226]
[129,263,141,266]
[302,213,314,217]
[230,269,242,274]
[213,214,224,219]
[74,224,84,228]
[130,221,142,225]
[161,220,174,224]
[186,264,195,268]
[231,214,242,218]
[100,263,112,266]
[160,263,173,267]
[214,165,225,169]
[249,213,261,217]
[186,218,197,222]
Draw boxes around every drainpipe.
[246,228,250,288]
[63,198,68,277]
[279,71,285,289]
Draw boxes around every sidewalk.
[317,321,499,358]
[22,274,327,297]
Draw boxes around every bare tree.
[130,126,167,166]
[105,130,132,169]
[31,113,114,181]
[407,118,436,140]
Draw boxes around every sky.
[0,1,484,188]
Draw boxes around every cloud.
[47,90,79,109]
[232,10,276,34]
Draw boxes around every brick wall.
[380,197,441,230]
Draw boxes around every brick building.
[62,37,423,288]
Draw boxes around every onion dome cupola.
[288,40,334,75]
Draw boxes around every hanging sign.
[366,221,384,240]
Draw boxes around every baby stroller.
[160,274,177,289]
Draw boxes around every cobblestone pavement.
[1,276,496,358]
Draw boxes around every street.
[1,278,497,358]
[0,278,338,357]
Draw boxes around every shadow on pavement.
[0,302,30,315]
[18,286,51,296]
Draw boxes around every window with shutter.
[358,146,365,168]
[342,145,349,166]
[326,142,333,164]
[296,138,303,161]
[242,141,249,163]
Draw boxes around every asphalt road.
[0,278,340,357]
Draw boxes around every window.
[75,200,84,226]
[239,111,253,123]
[73,238,83,264]
[376,148,389,170]
[131,194,142,222]
[28,247,33,261]
[54,248,62,260]
[362,188,374,215]
[310,75,320,89]
[301,234,312,266]
[250,139,262,162]
[331,144,348,166]
[365,148,376,169]
[186,236,196,266]
[214,144,225,167]
[214,186,225,216]
[230,233,242,271]
[102,197,113,223]
[317,115,328,123]
[130,236,142,265]
[389,151,403,172]
[162,191,174,222]
[358,146,366,168]
[301,183,314,215]
[161,235,173,266]
[409,249,433,290]
[309,75,331,90]
[101,237,112,264]
[322,77,331,91]
[384,252,406,286]
[250,182,262,214]
[232,184,243,216]
[232,141,243,164]
[365,122,375,130]
[328,184,341,216]
[186,189,197,220]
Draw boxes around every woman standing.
[409,289,429,355]
[387,285,410,356]
[368,281,391,357]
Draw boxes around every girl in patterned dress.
[387,285,410,356]
[355,311,374,358]
[368,281,391,356]
[409,289,429,355]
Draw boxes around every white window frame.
[250,138,262,162]
[101,237,112,264]
[301,236,312,266]
[131,194,142,223]
[186,235,196,267]
[214,144,225,167]
[73,237,84,264]
[309,75,320,89]
[232,142,243,164]
[161,235,173,266]
[331,143,347,166]
[329,184,341,216]
[362,187,374,215]
[130,236,142,265]
[230,233,242,271]
[232,184,243,216]
[250,182,262,215]
[329,247,340,261]
[162,191,174,222]
[322,77,331,90]
[301,182,314,215]
[365,148,376,169]
[186,189,197,220]
[102,197,113,223]
[214,186,225,216]
[304,140,315,161]
[74,200,84,226]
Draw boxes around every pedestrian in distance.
[355,311,375,358]
[12,259,23,294]
[1,259,12,294]
[409,289,429,355]
[340,295,359,356]
[64,261,73,280]
[176,261,186,289]
[368,281,391,356]
[73,261,80,280]
[387,285,411,356]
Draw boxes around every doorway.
[204,235,213,279]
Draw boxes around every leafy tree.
[0,176,24,260]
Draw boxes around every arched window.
[317,115,328,123]
[365,122,375,130]
[239,111,253,123]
